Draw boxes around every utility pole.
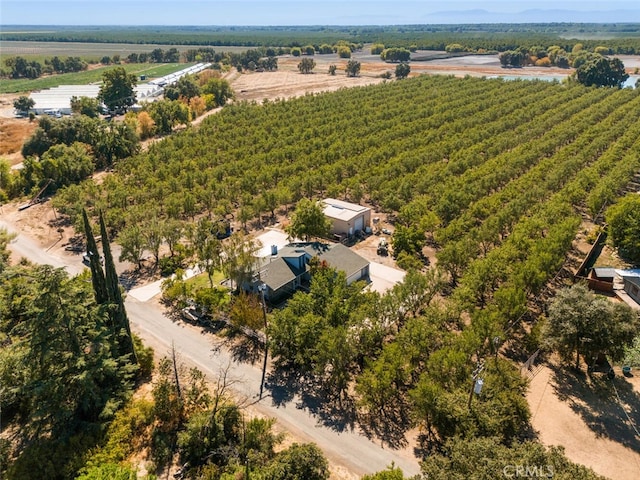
[468,359,485,410]
[258,284,268,399]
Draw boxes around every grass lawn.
[185,270,227,290]
[0,63,191,94]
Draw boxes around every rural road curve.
[0,218,421,478]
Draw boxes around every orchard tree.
[543,283,640,370]
[575,56,629,88]
[98,66,137,113]
[189,217,222,288]
[298,57,316,74]
[285,198,331,241]
[13,95,34,114]
[606,194,640,263]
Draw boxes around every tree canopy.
[543,283,640,369]
[285,198,331,242]
[395,62,411,79]
[98,66,137,112]
[345,59,361,77]
[13,95,34,113]
[298,57,316,74]
[575,55,629,88]
[606,194,640,264]
[421,436,606,480]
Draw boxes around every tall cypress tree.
[82,209,108,305]
[99,211,138,364]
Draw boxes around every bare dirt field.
[528,359,640,480]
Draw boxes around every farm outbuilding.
[25,63,211,116]
[322,198,371,238]
[28,84,161,115]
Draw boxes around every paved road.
[0,219,421,477]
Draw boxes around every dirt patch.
[527,358,640,480]
[232,61,385,103]
[0,118,36,166]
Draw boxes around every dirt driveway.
[527,360,640,480]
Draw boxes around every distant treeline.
[3,24,640,54]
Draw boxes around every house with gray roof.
[250,242,370,302]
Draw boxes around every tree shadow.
[119,269,145,291]
[210,327,263,365]
[357,401,411,449]
[549,363,640,452]
[264,366,359,435]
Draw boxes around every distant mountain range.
[424,9,640,24]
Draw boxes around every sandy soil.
[527,359,640,480]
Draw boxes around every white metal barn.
[27,63,211,115]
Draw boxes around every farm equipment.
[377,238,389,256]
[18,178,53,211]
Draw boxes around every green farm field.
[0,63,189,94]
[0,40,250,61]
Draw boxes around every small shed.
[321,198,371,237]
[588,267,616,292]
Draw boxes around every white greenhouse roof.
[29,84,161,112]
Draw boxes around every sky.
[1,1,640,26]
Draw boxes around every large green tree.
[98,66,137,113]
[0,262,136,478]
[543,283,640,369]
[575,55,629,88]
[13,95,34,114]
[285,198,331,242]
[606,194,640,264]
[40,142,94,189]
